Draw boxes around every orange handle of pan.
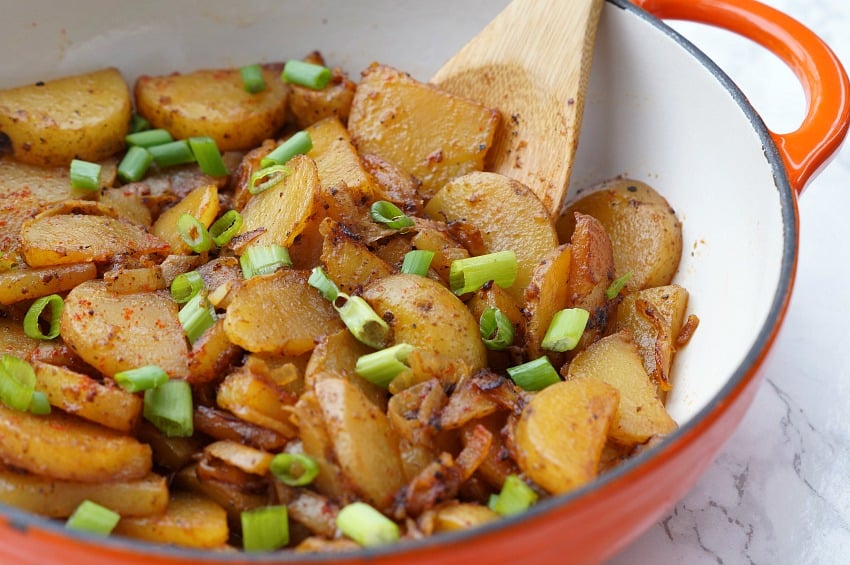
[632,0,850,194]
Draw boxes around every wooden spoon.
[431,0,603,218]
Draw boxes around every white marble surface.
[610,1,850,564]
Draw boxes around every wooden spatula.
[431,0,603,218]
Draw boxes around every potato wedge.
[363,274,487,371]
[0,263,97,305]
[60,281,190,378]
[349,63,498,199]
[0,469,168,518]
[152,183,220,255]
[424,172,558,302]
[114,492,229,549]
[566,332,677,446]
[560,179,683,291]
[0,405,151,482]
[514,379,618,494]
[135,65,288,152]
[306,116,376,201]
[0,68,131,167]
[224,269,344,355]
[524,243,572,360]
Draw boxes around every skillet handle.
[632,0,850,194]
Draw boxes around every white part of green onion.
[336,502,400,547]
[449,250,518,295]
[540,308,590,352]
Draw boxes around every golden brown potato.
[224,269,344,355]
[0,405,151,482]
[0,68,131,167]
[102,266,166,294]
[349,63,498,199]
[135,65,288,152]
[524,244,572,360]
[566,332,677,446]
[0,318,37,358]
[98,187,152,227]
[410,221,470,284]
[0,263,97,305]
[293,391,351,503]
[0,469,168,518]
[188,318,242,385]
[362,153,423,215]
[424,172,559,302]
[152,183,220,255]
[319,219,395,295]
[363,274,487,371]
[432,503,499,533]
[60,281,190,378]
[288,67,356,129]
[560,179,683,291]
[114,492,229,549]
[203,440,274,476]
[514,379,618,495]
[217,368,298,438]
[306,116,376,201]
[305,329,388,409]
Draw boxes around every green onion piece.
[241,505,289,552]
[401,249,435,276]
[170,270,204,304]
[282,60,332,90]
[370,200,414,231]
[240,245,292,279]
[307,266,339,302]
[335,295,389,350]
[506,357,560,391]
[541,308,589,352]
[188,136,229,177]
[129,113,150,133]
[0,355,35,412]
[143,379,193,437]
[177,213,212,254]
[117,145,153,183]
[269,453,319,487]
[65,500,120,536]
[178,293,216,344]
[209,210,243,246]
[114,365,170,393]
[240,63,267,93]
[488,474,538,517]
[260,131,312,168]
[449,250,518,295]
[249,164,291,195]
[125,128,173,148]
[69,159,102,191]
[354,343,415,389]
[148,140,196,168]
[29,391,51,415]
[337,502,400,547]
[23,294,64,340]
[479,307,515,350]
[605,270,634,299]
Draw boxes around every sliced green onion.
[240,245,292,279]
[188,136,229,177]
[0,355,35,412]
[170,270,204,304]
[241,505,289,552]
[335,295,389,349]
[117,145,153,183]
[65,500,120,536]
[249,164,290,195]
[488,474,538,517]
[354,343,415,389]
[479,307,515,350]
[240,64,266,93]
[23,294,64,340]
[449,250,518,295]
[129,113,150,133]
[114,365,170,393]
[177,213,212,253]
[178,293,216,344]
[370,200,414,231]
[401,250,434,276]
[506,357,560,391]
[270,453,319,487]
[69,159,102,191]
[307,266,339,302]
[143,379,193,437]
[541,308,589,352]
[337,502,399,547]
[209,210,243,246]
[260,131,312,168]
[605,270,634,299]
[282,60,332,90]
[29,391,51,415]
[148,140,196,168]
[125,128,173,148]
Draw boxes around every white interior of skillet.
[0,0,786,425]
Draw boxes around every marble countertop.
[610,1,850,563]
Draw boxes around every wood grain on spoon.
[431,0,603,218]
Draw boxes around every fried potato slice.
[0,262,97,305]
[306,116,376,201]
[151,183,219,255]
[288,65,356,129]
[524,243,572,360]
[217,368,298,438]
[319,218,394,295]
[114,492,229,549]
